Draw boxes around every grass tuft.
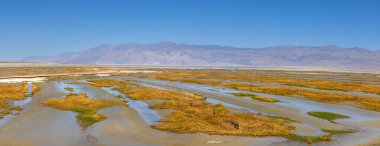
[307,111,350,122]
[87,79,128,87]
[322,129,354,135]
[0,83,29,100]
[287,134,332,142]
[141,72,380,112]
[43,93,124,129]
[112,82,295,137]
[64,87,74,92]
[287,128,354,143]
[231,92,280,102]
[30,83,40,96]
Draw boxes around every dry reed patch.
[142,74,380,111]
[151,100,293,137]
[223,82,380,112]
[146,71,380,95]
[307,111,350,122]
[0,99,8,109]
[64,87,74,92]
[30,83,40,96]
[0,99,10,117]
[121,87,204,101]
[0,99,23,117]
[135,81,349,142]
[231,93,279,102]
[0,84,28,117]
[87,79,128,87]
[113,84,295,137]
[0,83,29,100]
[43,93,125,129]
[0,67,104,78]
[86,79,338,142]
[0,82,39,118]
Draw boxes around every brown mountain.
[21,42,380,71]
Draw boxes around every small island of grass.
[43,93,125,129]
[231,92,280,102]
[307,111,350,122]
[64,87,74,92]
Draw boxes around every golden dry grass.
[117,87,204,101]
[231,84,380,112]
[0,83,29,100]
[152,102,293,137]
[307,111,350,122]
[0,99,24,117]
[0,67,106,78]
[87,79,128,87]
[0,89,25,117]
[142,72,380,111]
[0,99,10,117]
[113,84,295,137]
[0,99,8,109]
[30,83,40,96]
[0,82,38,118]
[231,93,280,102]
[43,93,125,129]
[64,87,74,92]
[85,79,345,142]
[146,71,380,95]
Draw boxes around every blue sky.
[0,0,379,60]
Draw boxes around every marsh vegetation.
[43,93,125,129]
[87,79,352,142]
[1,67,379,145]
[0,82,38,118]
[231,92,280,102]
[307,111,350,122]
[140,70,380,111]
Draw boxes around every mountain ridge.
[21,42,380,71]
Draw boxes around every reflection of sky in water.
[55,82,96,98]
[26,82,33,96]
[13,97,33,107]
[294,123,327,136]
[102,87,161,125]
[55,82,82,94]
[0,114,15,127]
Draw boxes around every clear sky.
[0,0,379,61]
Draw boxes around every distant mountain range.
[21,42,380,71]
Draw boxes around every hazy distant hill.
[21,42,380,71]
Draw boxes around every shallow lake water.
[135,78,380,123]
[135,80,332,137]
[0,82,34,127]
[129,78,380,142]
[102,87,161,125]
